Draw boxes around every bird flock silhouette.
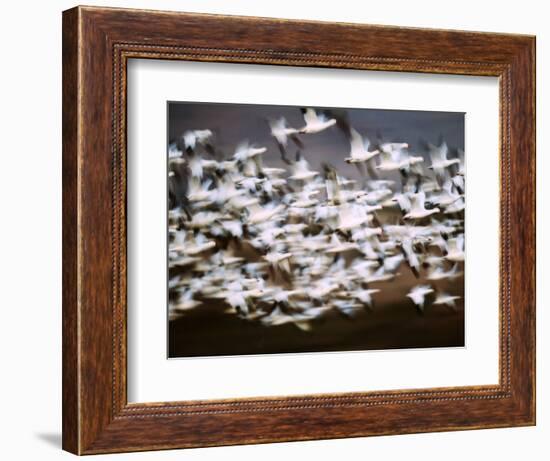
[168,107,465,333]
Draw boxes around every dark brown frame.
[62,5,536,455]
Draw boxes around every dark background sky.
[168,101,464,182]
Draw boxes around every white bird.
[260,306,313,331]
[445,235,465,262]
[360,188,393,204]
[406,285,434,311]
[430,180,462,207]
[251,226,285,249]
[169,290,202,320]
[214,175,246,204]
[269,117,303,155]
[298,234,330,254]
[353,288,380,308]
[337,204,369,232]
[392,193,412,213]
[404,192,440,220]
[272,288,303,304]
[333,299,364,317]
[186,154,208,179]
[452,174,465,192]
[423,254,446,268]
[247,203,285,225]
[223,281,249,315]
[186,211,222,229]
[183,233,216,255]
[229,194,259,211]
[444,196,465,214]
[168,143,185,165]
[299,108,337,134]
[365,265,395,283]
[262,167,287,176]
[220,220,243,238]
[288,155,319,180]
[433,292,461,310]
[237,176,265,192]
[428,140,459,176]
[345,128,380,163]
[168,253,199,268]
[187,177,214,203]
[182,129,213,151]
[428,234,449,252]
[350,258,380,277]
[291,189,320,208]
[401,238,421,274]
[263,250,292,272]
[358,238,382,260]
[351,227,382,241]
[427,263,462,281]
[308,279,340,300]
[326,233,359,254]
[376,143,410,172]
[383,254,405,272]
[430,219,458,236]
[233,141,267,162]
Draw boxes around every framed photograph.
[62,6,535,455]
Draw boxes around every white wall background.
[0,1,545,459]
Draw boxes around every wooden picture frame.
[62,5,535,455]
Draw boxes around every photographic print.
[167,102,465,358]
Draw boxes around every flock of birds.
[167,107,465,333]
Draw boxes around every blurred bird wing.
[349,128,365,154]
[430,141,448,163]
[303,108,318,125]
[183,131,196,149]
[410,191,426,211]
[234,140,251,159]
[269,117,285,133]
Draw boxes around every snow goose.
[428,140,459,177]
[169,290,202,320]
[401,238,421,276]
[444,235,465,262]
[182,232,216,255]
[182,129,213,152]
[269,117,303,162]
[352,288,380,308]
[345,128,380,163]
[406,285,434,312]
[233,141,267,162]
[376,143,409,172]
[299,108,337,134]
[433,292,461,310]
[263,249,292,273]
[404,192,440,220]
[168,142,185,165]
[186,177,214,203]
[434,292,460,310]
[247,203,285,225]
[430,180,463,207]
[326,233,359,254]
[337,204,369,232]
[288,153,319,181]
[444,196,465,214]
